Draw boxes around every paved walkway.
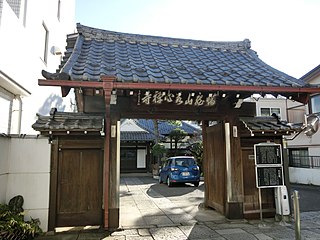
[37,176,320,239]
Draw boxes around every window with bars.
[289,148,309,168]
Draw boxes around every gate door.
[56,147,103,227]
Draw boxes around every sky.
[75,0,320,79]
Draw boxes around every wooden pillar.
[109,117,120,229]
[202,120,209,207]
[102,76,114,229]
[224,117,244,219]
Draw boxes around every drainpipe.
[7,99,13,135]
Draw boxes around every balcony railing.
[289,156,320,168]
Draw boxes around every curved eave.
[38,78,320,93]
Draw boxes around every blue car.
[159,156,200,187]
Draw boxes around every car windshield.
[174,158,195,167]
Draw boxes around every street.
[290,183,320,212]
[36,176,320,239]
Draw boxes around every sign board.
[254,143,284,188]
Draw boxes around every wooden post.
[108,117,120,229]
[202,120,209,207]
[224,116,244,219]
[102,76,114,229]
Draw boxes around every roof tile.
[47,24,307,89]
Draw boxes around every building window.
[57,0,61,21]
[289,148,309,168]
[310,94,320,114]
[41,23,49,63]
[260,107,280,117]
[6,0,21,18]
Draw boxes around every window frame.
[260,107,281,117]
[310,94,320,114]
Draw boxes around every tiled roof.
[32,108,104,133]
[135,119,201,135]
[119,119,200,141]
[51,23,306,88]
[240,116,302,135]
[121,131,161,142]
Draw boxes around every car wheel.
[194,181,199,187]
[167,177,172,187]
[159,176,163,184]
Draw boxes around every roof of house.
[120,119,200,142]
[300,64,320,83]
[240,116,302,135]
[135,119,201,135]
[46,23,307,89]
[120,131,159,141]
[120,119,160,141]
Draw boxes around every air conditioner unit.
[274,185,290,215]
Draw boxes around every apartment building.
[0,0,75,231]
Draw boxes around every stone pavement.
[37,176,320,239]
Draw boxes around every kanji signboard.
[254,143,284,188]
[137,90,217,107]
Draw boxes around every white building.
[0,0,75,231]
[287,65,320,185]
[247,64,320,185]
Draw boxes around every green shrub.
[0,195,42,240]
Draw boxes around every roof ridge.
[76,23,251,51]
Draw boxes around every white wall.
[286,130,320,156]
[250,97,305,123]
[308,74,320,84]
[289,167,320,185]
[0,0,76,134]
[1,136,51,231]
[0,136,9,203]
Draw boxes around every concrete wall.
[289,167,320,185]
[0,136,50,231]
[0,136,9,203]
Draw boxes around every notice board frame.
[254,142,284,188]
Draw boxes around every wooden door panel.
[57,149,102,226]
[205,124,225,213]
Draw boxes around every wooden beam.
[38,78,320,94]
[112,82,320,94]
[38,79,104,88]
